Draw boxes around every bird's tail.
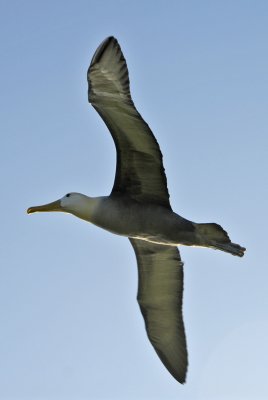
[194,223,246,257]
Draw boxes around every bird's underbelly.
[89,198,196,246]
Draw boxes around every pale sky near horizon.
[1,1,268,399]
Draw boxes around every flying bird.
[27,37,245,384]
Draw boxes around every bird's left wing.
[87,37,171,209]
[129,239,188,383]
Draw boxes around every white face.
[59,192,97,220]
[60,192,86,210]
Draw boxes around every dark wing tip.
[87,36,131,106]
[154,331,188,384]
[171,361,188,384]
[89,36,119,68]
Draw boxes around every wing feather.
[88,37,171,208]
[130,239,188,383]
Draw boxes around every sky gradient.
[1,1,268,399]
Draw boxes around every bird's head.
[27,192,92,216]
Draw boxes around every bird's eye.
[66,193,71,197]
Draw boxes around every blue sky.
[1,0,268,399]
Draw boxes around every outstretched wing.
[88,37,171,209]
[130,239,188,383]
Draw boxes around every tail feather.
[211,241,246,257]
[195,223,246,257]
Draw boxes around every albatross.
[27,36,245,384]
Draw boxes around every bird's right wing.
[129,239,188,383]
[88,37,171,209]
